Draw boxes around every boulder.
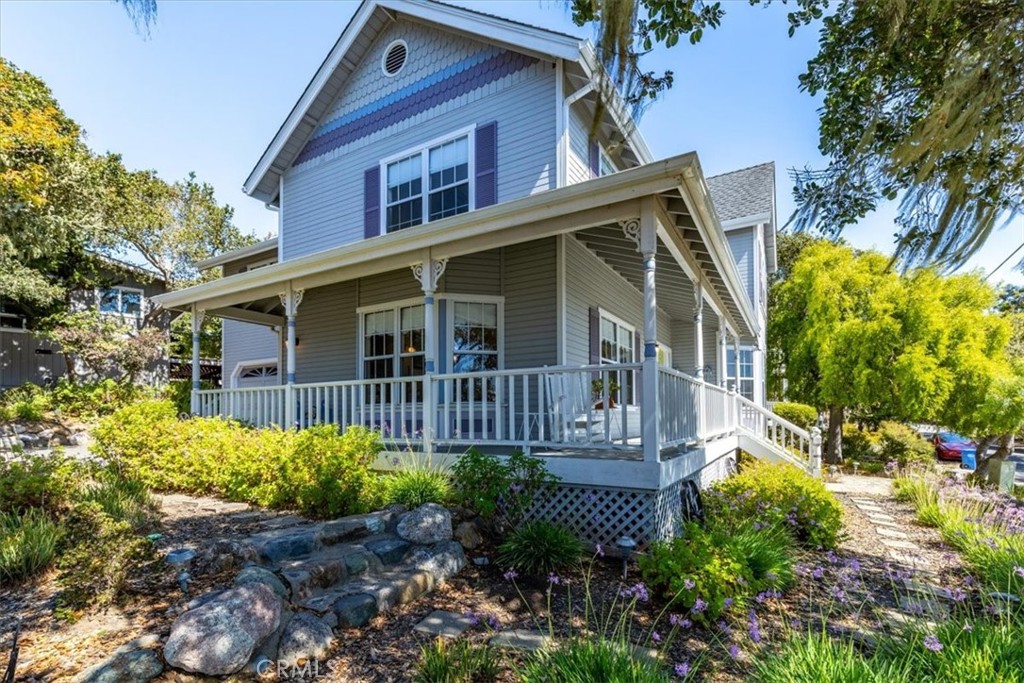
[365,538,411,565]
[163,583,281,675]
[235,565,289,599]
[76,648,163,683]
[333,593,378,628]
[193,539,258,575]
[397,503,453,545]
[454,520,483,550]
[277,612,335,666]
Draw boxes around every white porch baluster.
[190,306,205,415]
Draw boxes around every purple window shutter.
[589,141,600,178]
[475,121,497,208]
[589,307,601,365]
[364,166,380,238]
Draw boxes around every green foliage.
[39,310,165,383]
[450,448,558,524]
[497,520,583,578]
[81,469,158,530]
[841,424,880,461]
[55,501,156,612]
[772,402,818,430]
[520,637,670,683]
[0,453,81,514]
[751,628,898,683]
[0,383,51,422]
[93,399,384,518]
[639,520,793,623]
[0,378,148,422]
[876,422,933,470]
[706,459,843,549]
[384,469,452,509]
[413,637,501,683]
[168,312,222,360]
[0,508,63,585]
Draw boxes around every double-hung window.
[362,304,425,380]
[383,131,471,234]
[99,286,143,322]
[726,348,755,401]
[598,310,636,404]
[451,301,499,373]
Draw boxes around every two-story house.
[155,0,815,548]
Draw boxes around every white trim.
[596,308,636,363]
[97,285,145,320]
[442,294,505,373]
[720,213,772,231]
[197,238,278,270]
[356,297,433,381]
[598,144,616,177]
[231,358,280,388]
[379,125,476,236]
[556,234,567,365]
[244,257,277,272]
[0,312,28,334]
[555,59,566,188]
[381,39,408,77]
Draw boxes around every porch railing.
[192,364,820,472]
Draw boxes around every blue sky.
[2,0,1021,285]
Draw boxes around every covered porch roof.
[154,152,757,340]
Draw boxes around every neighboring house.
[155,0,817,548]
[0,257,167,388]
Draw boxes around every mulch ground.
[1,475,971,682]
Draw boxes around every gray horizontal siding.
[566,107,590,185]
[223,250,277,277]
[0,331,64,388]
[504,238,557,368]
[295,283,358,384]
[564,236,670,366]
[222,320,280,385]
[726,227,755,309]
[281,19,556,260]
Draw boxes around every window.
[383,131,472,233]
[362,303,425,380]
[243,258,276,272]
[99,286,143,319]
[240,364,278,379]
[726,348,755,401]
[599,312,635,365]
[598,147,616,177]
[451,301,499,373]
[657,344,672,368]
[0,312,27,332]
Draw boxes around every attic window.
[382,40,408,76]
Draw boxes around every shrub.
[751,629,892,683]
[0,383,51,422]
[384,469,452,508]
[56,502,156,612]
[95,401,384,519]
[772,402,818,431]
[0,454,82,514]
[639,520,793,622]
[0,508,63,585]
[414,638,501,683]
[705,460,844,549]
[842,424,880,461]
[519,638,670,683]
[163,379,216,415]
[451,448,558,524]
[877,422,933,470]
[497,520,583,577]
[82,469,159,530]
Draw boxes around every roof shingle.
[706,162,775,224]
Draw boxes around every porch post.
[281,286,303,428]
[733,334,742,398]
[412,256,447,457]
[693,279,706,441]
[717,320,728,387]
[190,305,204,415]
[637,199,660,463]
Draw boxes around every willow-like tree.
[571,0,1024,270]
[770,242,1022,463]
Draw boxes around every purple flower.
[669,614,692,629]
[791,617,802,630]
[717,620,732,635]
[548,572,561,585]
[748,624,762,643]
[465,610,480,626]
[1015,566,1024,579]
[595,543,604,557]
[652,631,662,643]
[674,662,691,678]
[487,614,502,630]
[811,566,824,580]
[684,578,695,590]
[503,568,519,581]
[923,635,943,652]
[622,582,650,602]
[691,598,707,614]
[728,644,741,660]
[723,597,734,608]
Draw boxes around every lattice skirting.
[521,451,737,550]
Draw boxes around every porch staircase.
[733,395,822,475]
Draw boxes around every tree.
[169,313,222,359]
[571,0,1024,270]
[0,58,102,308]
[95,162,254,326]
[39,310,165,383]
[769,242,1019,463]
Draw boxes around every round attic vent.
[382,40,408,76]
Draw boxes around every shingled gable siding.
[563,235,670,367]
[281,19,556,260]
[726,226,756,308]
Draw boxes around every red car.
[932,432,975,461]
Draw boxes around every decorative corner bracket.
[411,258,448,291]
[619,218,641,252]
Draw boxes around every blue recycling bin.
[960,447,977,471]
